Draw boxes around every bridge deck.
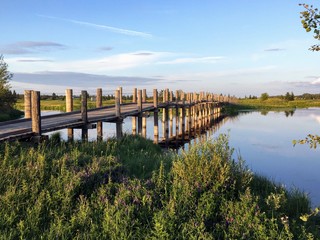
[0,102,157,142]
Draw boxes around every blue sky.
[1,0,320,97]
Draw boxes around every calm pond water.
[44,108,320,207]
[213,108,320,208]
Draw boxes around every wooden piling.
[153,89,159,144]
[115,89,122,139]
[24,90,32,119]
[118,87,123,104]
[31,91,41,138]
[142,90,147,138]
[133,88,137,103]
[181,98,186,141]
[66,89,74,141]
[96,88,103,141]
[137,89,142,135]
[142,89,147,103]
[81,90,88,141]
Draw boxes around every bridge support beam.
[31,91,41,141]
[81,90,88,141]
[137,89,142,135]
[24,90,32,119]
[153,89,158,144]
[96,88,103,141]
[115,89,122,139]
[66,89,74,142]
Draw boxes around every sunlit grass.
[238,98,320,109]
[0,134,318,238]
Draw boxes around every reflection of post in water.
[115,89,122,139]
[132,117,137,135]
[153,89,159,144]
[142,116,147,138]
[96,88,103,141]
[137,89,143,135]
[65,89,74,142]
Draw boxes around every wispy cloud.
[0,41,67,55]
[39,15,153,38]
[264,48,286,52]
[17,58,53,63]
[7,51,169,73]
[97,46,113,52]
[132,52,154,56]
[159,56,225,64]
[11,71,163,94]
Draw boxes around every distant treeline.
[244,92,320,100]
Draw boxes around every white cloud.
[159,56,225,64]
[311,78,320,85]
[39,15,153,38]
[165,65,277,81]
[7,51,170,73]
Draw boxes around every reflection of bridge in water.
[0,87,235,146]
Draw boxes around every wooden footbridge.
[0,87,234,146]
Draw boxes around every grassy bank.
[236,98,320,110]
[0,134,318,239]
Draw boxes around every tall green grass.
[0,134,318,239]
[237,98,320,110]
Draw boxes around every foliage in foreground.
[0,134,318,239]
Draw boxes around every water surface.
[213,108,320,207]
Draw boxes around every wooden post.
[81,90,88,141]
[137,89,143,135]
[188,96,192,138]
[132,117,137,135]
[164,103,169,147]
[31,91,41,138]
[133,88,137,103]
[115,89,122,139]
[169,91,173,137]
[118,87,123,104]
[142,90,147,137]
[169,106,173,138]
[24,90,32,119]
[96,88,103,141]
[181,98,186,141]
[174,90,179,142]
[66,89,74,141]
[142,89,147,103]
[153,89,159,144]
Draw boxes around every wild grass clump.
[0,134,318,239]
